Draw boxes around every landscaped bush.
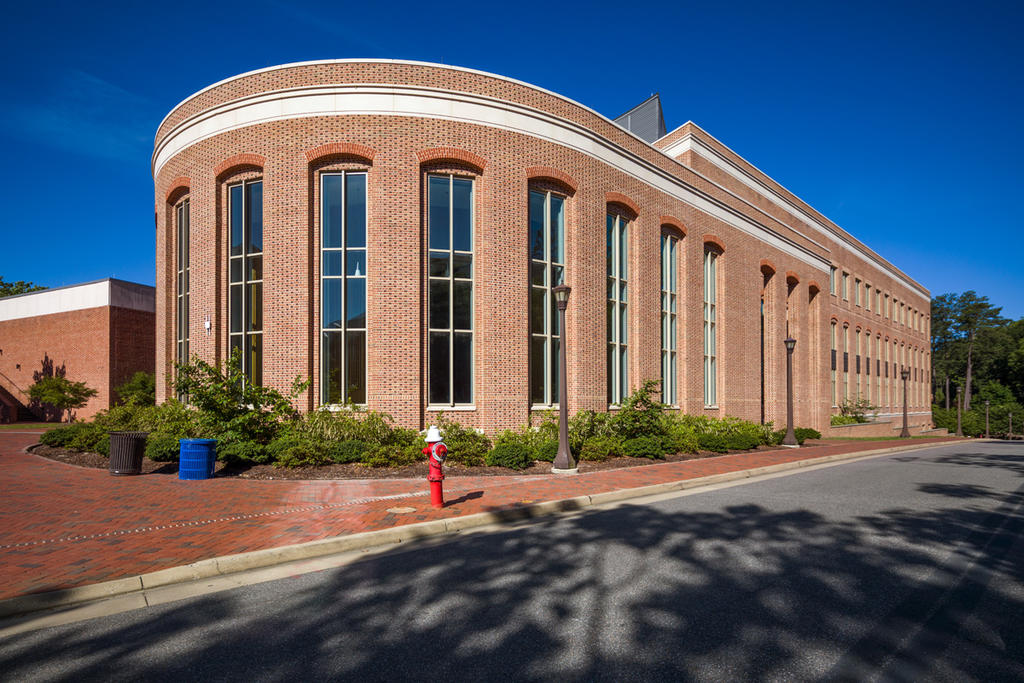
[610,380,669,441]
[662,424,699,454]
[697,432,730,453]
[434,415,491,466]
[621,436,663,459]
[485,442,534,470]
[145,433,181,462]
[534,439,558,462]
[329,440,370,464]
[795,427,822,442]
[568,410,612,453]
[830,414,860,426]
[217,440,271,465]
[580,435,622,461]
[364,443,423,468]
[40,422,107,453]
[838,397,875,424]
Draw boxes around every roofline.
[0,278,154,303]
[155,59,662,156]
[613,92,660,121]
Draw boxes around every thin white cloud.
[2,70,154,161]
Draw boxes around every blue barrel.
[178,439,217,480]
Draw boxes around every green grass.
[0,422,60,431]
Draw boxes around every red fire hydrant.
[423,425,447,509]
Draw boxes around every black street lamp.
[551,284,576,473]
[900,367,911,438]
[985,400,991,439]
[782,337,798,447]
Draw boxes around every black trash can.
[109,431,148,476]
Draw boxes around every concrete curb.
[0,439,963,620]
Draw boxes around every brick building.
[153,59,932,434]
[0,279,155,422]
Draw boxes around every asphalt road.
[3,441,1024,682]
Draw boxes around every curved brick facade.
[154,60,932,434]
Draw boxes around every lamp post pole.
[955,384,963,437]
[551,284,576,473]
[782,337,798,447]
[900,368,911,438]
[1010,412,1013,440]
[985,400,990,439]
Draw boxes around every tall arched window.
[703,248,718,407]
[607,212,629,405]
[175,197,190,366]
[321,171,367,405]
[428,174,474,406]
[529,189,565,407]
[661,233,678,405]
[228,179,263,385]
[830,321,838,407]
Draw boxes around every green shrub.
[697,432,730,453]
[830,414,860,426]
[364,443,423,468]
[534,439,559,462]
[839,397,875,423]
[610,380,668,440]
[114,371,156,406]
[485,442,534,470]
[662,424,699,454]
[725,432,760,450]
[795,427,821,442]
[580,435,621,461]
[621,436,663,459]
[146,433,181,462]
[64,422,107,453]
[39,424,79,447]
[329,440,369,464]
[568,410,611,453]
[434,415,491,466]
[217,440,270,465]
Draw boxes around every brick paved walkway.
[0,431,959,601]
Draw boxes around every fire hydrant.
[423,425,447,509]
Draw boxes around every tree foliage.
[28,376,97,422]
[0,276,45,298]
[931,291,1012,410]
[115,371,156,406]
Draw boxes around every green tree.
[28,376,98,422]
[931,291,1007,411]
[114,371,156,406]
[0,277,45,298]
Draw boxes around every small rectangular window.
[829,266,837,295]
[855,279,861,306]
[842,272,849,300]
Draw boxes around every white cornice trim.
[662,131,929,301]
[153,83,829,271]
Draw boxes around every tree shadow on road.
[3,471,1024,681]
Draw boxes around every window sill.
[321,403,367,412]
[427,405,476,411]
[704,405,719,410]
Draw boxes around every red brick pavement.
[0,431,960,601]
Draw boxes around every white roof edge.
[663,123,929,299]
[0,279,155,322]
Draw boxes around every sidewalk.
[0,431,960,603]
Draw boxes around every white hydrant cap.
[425,425,443,443]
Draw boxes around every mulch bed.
[26,441,827,480]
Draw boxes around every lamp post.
[955,384,963,437]
[1010,412,1014,440]
[900,367,911,438]
[551,284,576,473]
[782,337,798,447]
[985,400,990,439]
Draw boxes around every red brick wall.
[153,61,931,434]
[0,306,154,421]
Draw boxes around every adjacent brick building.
[153,59,932,434]
[0,280,155,422]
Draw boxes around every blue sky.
[1,0,1021,317]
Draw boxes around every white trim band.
[154,84,829,271]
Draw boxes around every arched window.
[607,211,629,405]
[320,171,367,405]
[228,179,263,385]
[661,232,679,405]
[830,321,838,407]
[175,197,190,368]
[529,189,565,407]
[703,248,719,407]
[427,173,474,406]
